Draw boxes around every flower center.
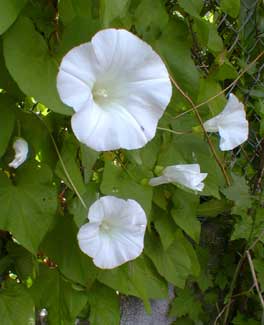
[100,220,111,233]
[92,86,110,106]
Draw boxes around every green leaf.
[197,78,227,115]
[101,0,131,27]
[231,208,264,243]
[212,61,238,81]
[232,312,259,325]
[80,144,99,184]
[0,163,57,253]
[0,282,35,325]
[0,95,15,158]
[18,111,56,166]
[194,18,224,53]
[220,0,240,18]
[0,40,22,97]
[57,3,100,59]
[157,20,200,101]
[69,183,97,227]
[58,0,93,24]
[134,0,168,41]
[41,214,98,287]
[178,0,203,17]
[170,288,202,321]
[153,208,178,250]
[172,190,201,243]
[98,255,168,312]
[0,0,27,34]
[88,282,120,325]
[101,161,153,215]
[31,264,88,325]
[221,173,251,211]
[3,16,71,115]
[55,134,86,195]
[145,230,200,288]
[7,242,35,281]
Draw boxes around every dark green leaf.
[178,0,203,17]
[145,230,200,288]
[0,163,57,253]
[31,264,88,325]
[41,214,98,287]
[88,282,120,325]
[220,0,240,18]
[101,161,153,215]
[0,95,15,158]
[0,0,27,34]
[0,282,35,325]
[3,16,71,115]
[170,288,202,321]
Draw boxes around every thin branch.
[214,300,234,325]
[170,75,231,186]
[157,126,190,135]
[246,250,264,309]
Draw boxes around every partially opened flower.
[57,29,172,151]
[77,196,147,269]
[149,164,207,192]
[203,93,248,151]
[8,138,28,169]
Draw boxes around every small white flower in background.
[149,164,207,192]
[57,28,172,151]
[77,196,147,269]
[8,138,28,169]
[203,93,249,151]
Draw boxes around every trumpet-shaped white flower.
[57,29,172,151]
[77,196,147,269]
[203,93,248,151]
[8,138,28,169]
[149,164,207,192]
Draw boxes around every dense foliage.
[0,0,264,324]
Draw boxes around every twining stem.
[169,75,231,186]
[246,250,264,309]
[37,114,87,210]
[223,228,264,324]
[157,126,190,135]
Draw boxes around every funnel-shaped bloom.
[57,29,172,151]
[8,138,28,169]
[149,164,207,192]
[203,94,248,151]
[77,196,147,269]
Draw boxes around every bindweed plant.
[0,0,264,324]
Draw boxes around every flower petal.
[72,101,148,151]
[57,43,98,112]
[77,196,147,269]
[149,175,170,186]
[218,123,248,151]
[77,223,101,258]
[93,226,145,269]
[149,164,207,192]
[203,93,249,151]
[8,138,29,169]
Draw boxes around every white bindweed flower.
[8,138,28,169]
[77,196,147,269]
[57,29,172,151]
[203,93,249,151]
[149,164,207,192]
